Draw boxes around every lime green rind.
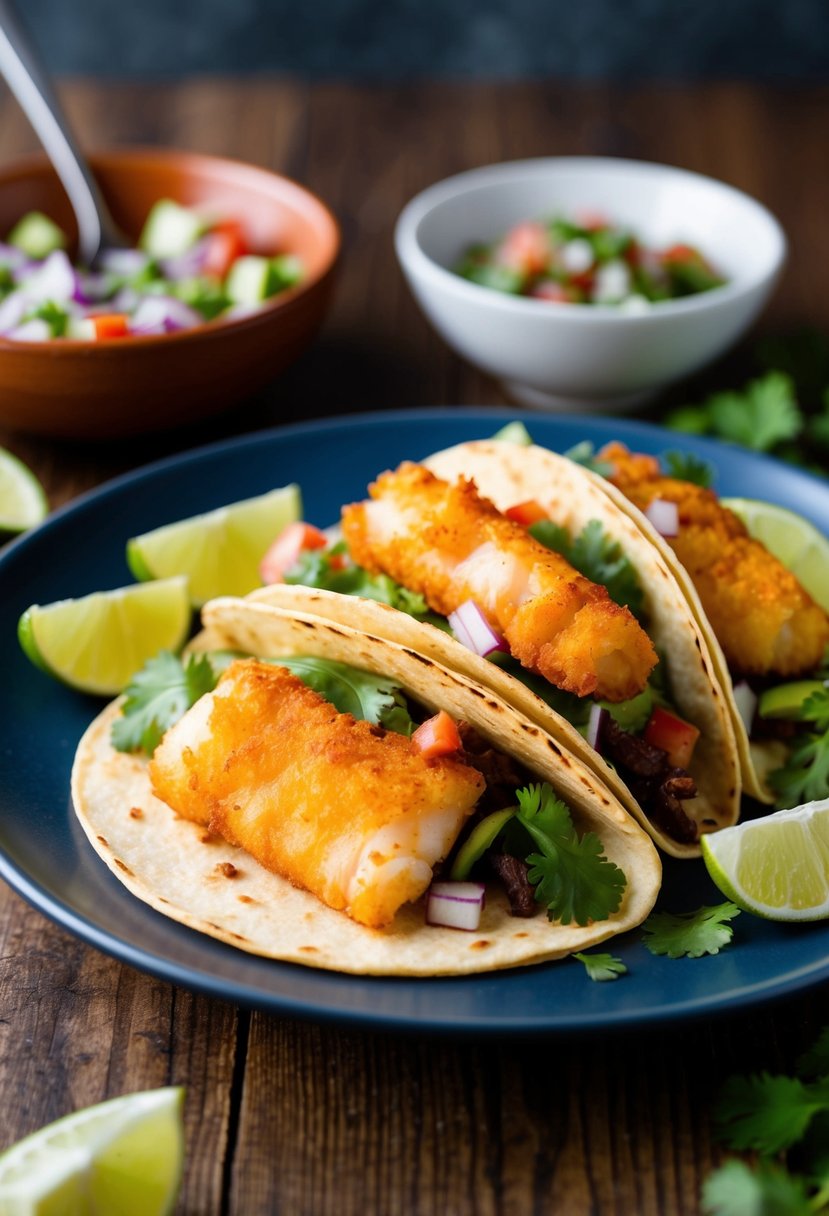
[126,483,302,607]
[18,577,192,696]
[0,448,49,533]
[0,1087,185,1216]
[701,799,829,922]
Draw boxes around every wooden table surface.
[1,79,829,1215]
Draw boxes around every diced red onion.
[130,295,201,334]
[425,881,486,931]
[159,237,210,281]
[73,271,113,305]
[0,242,29,272]
[644,497,680,538]
[96,248,151,277]
[732,680,758,733]
[8,317,51,342]
[20,250,76,303]
[448,600,508,658]
[0,290,29,334]
[586,702,609,752]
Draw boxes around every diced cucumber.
[449,807,516,880]
[225,255,303,305]
[65,316,97,340]
[601,686,654,733]
[8,211,66,258]
[758,680,827,720]
[139,200,207,259]
[172,276,231,320]
[492,420,533,446]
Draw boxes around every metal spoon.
[0,0,125,263]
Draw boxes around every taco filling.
[261,459,714,850]
[598,442,829,807]
[118,651,628,933]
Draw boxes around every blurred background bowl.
[395,156,786,412]
[0,148,340,439]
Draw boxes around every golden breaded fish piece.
[341,462,657,703]
[600,442,829,677]
[149,660,484,929]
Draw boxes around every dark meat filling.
[601,718,699,844]
[489,852,536,918]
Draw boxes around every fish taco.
[71,596,661,976]
[592,442,829,808]
[251,439,740,858]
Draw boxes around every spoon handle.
[0,0,121,261]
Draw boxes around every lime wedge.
[0,1086,184,1215]
[0,447,48,533]
[701,799,829,920]
[723,497,829,612]
[19,576,191,695]
[126,484,301,607]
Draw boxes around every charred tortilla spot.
[544,739,562,757]
[114,858,133,876]
[513,932,529,939]
[229,932,247,942]
[215,862,238,878]
[519,722,539,736]
[96,835,108,846]
[299,945,319,953]
[129,807,143,820]
[403,648,434,666]
[238,894,257,905]
[470,940,491,950]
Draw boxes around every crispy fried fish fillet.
[149,660,484,929]
[341,462,657,703]
[600,442,829,677]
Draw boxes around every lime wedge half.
[723,497,829,612]
[0,447,48,533]
[0,1086,184,1215]
[127,484,301,607]
[19,577,191,695]
[701,799,829,920]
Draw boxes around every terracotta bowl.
[0,149,340,439]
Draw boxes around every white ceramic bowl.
[394,157,786,411]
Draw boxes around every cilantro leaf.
[270,656,416,735]
[561,440,614,477]
[515,783,626,926]
[530,518,645,620]
[797,1026,829,1080]
[667,372,804,454]
[701,1159,813,1216]
[663,449,715,488]
[641,902,741,958]
[111,651,218,756]
[285,542,442,624]
[713,1074,829,1156]
[572,951,628,982]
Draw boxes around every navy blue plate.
[2,407,828,1035]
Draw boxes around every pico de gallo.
[454,212,726,308]
[0,201,304,341]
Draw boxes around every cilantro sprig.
[270,655,416,735]
[701,1022,829,1215]
[573,951,628,982]
[111,651,218,756]
[530,518,645,620]
[668,371,802,453]
[641,902,741,958]
[514,783,627,926]
[771,686,829,808]
[285,541,444,625]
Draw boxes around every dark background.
[21,0,829,79]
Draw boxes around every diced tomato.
[202,221,249,280]
[91,313,129,339]
[496,222,551,276]
[411,711,462,759]
[505,499,548,526]
[575,210,610,232]
[259,521,327,585]
[531,280,575,303]
[660,243,701,266]
[643,706,700,770]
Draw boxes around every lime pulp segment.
[127,483,301,606]
[0,447,48,532]
[18,576,191,696]
[0,1086,185,1216]
[723,497,829,612]
[701,799,829,920]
